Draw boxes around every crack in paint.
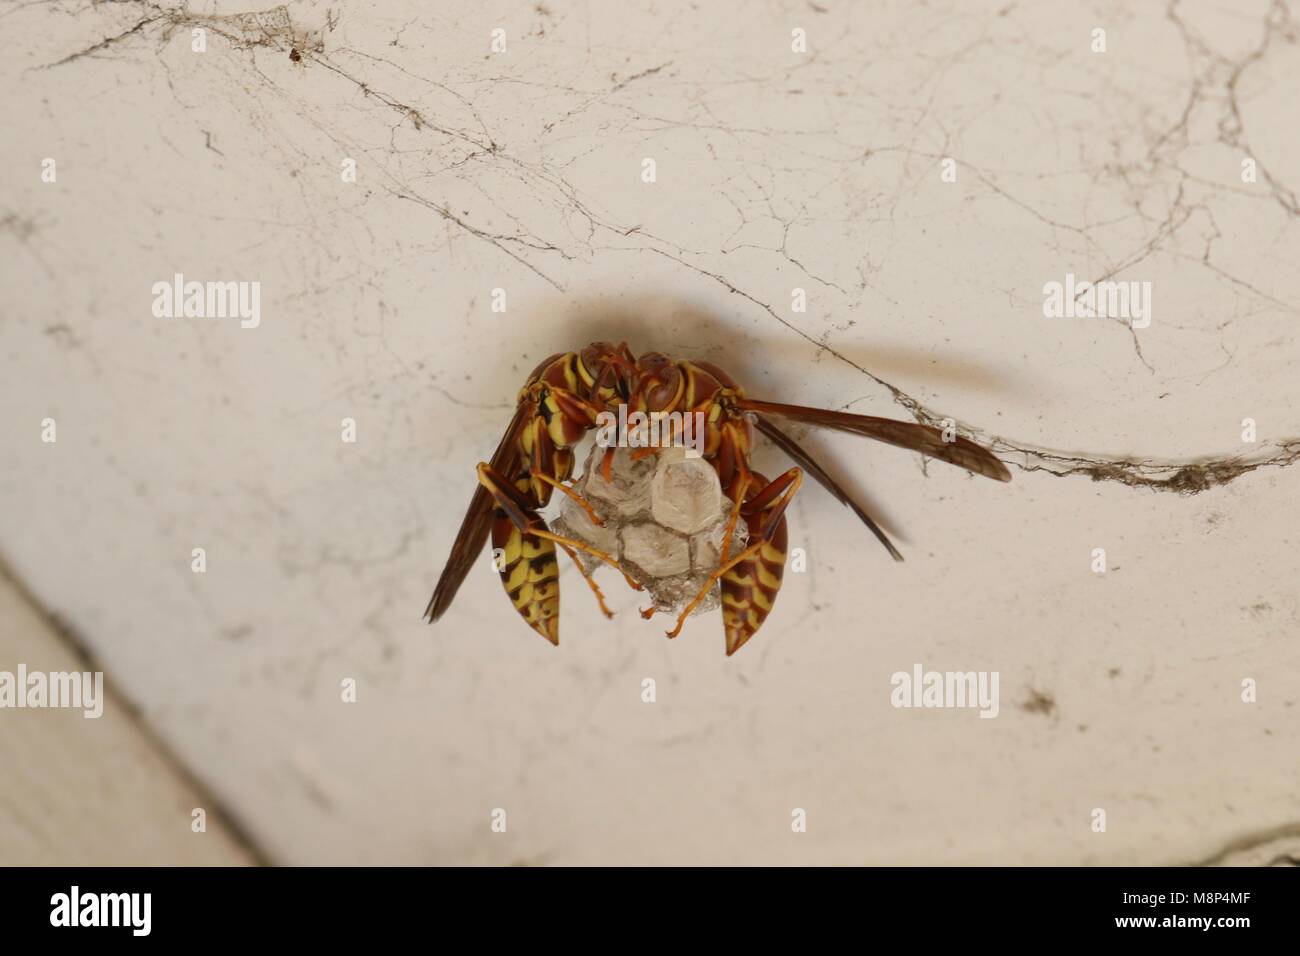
[1194,820,1300,866]
[35,0,1300,496]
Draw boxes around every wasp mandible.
[425,341,1011,655]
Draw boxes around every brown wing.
[753,415,903,561]
[424,402,532,622]
[738,398,1011,482]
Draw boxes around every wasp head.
[632,351,684,413]
[578,341,637,405]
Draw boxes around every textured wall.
[0,566,255,865]
[1,0,1297,864]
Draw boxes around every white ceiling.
[2,0,1297,864]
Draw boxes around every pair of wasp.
[426,342,1011,655]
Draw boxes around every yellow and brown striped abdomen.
[720,515,788,656]
[491,509,560,644]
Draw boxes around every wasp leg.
[665,469,784,641]
[663,468,803,652]
[557,543,615,619]
[599,445,618,483]
[631,442,677,464]
[479,462,641,598]
[741,467,803,537]
[536,527,642,595]
[665,541,766,640]
[480,458,649,644]
[717,473,750,566]
[530,469,606,528]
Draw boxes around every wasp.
[426,341,1011,655]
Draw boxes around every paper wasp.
[426,342,1010,655]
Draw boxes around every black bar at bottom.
[0,866,1290,941]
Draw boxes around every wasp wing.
[424,402,532,622]
[739,398,1012,482]
[753,414,903,561]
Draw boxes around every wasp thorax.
[551,444,747,615]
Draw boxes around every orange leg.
[665,467,804,641]
[477,462,640,591]
[532,469,605,527]
[737,467,803,537]
[718,473,750,566]
[599,445,618,483]
[558,543,614,619]
[529,526,642,593]
[665,541,765,638]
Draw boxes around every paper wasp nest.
[551,444,748,615]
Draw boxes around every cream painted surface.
[1,1,1297,864]
[0,568,254,865]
